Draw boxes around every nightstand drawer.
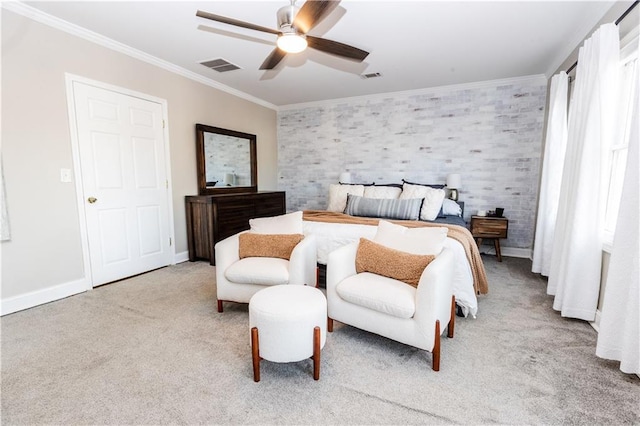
[470,217,508,239]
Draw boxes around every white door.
[72,81,172,286]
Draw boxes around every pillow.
[363,185,402,199]
[249,211,303,234]
[402,181,445,218]
[399,183,446,221]
[344,195,422,220]
[327,184,365,212]
[238,233,304,260]
[355,238,435,287]
[374,220,447,255]
[442,199,462,216]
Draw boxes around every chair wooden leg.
[251,327,260,382]
[313,326,321,380]
[432,320,441,371]
[327,317,333,332]
[316,267,320,288]
[448,295,456,338]
[217,300,223,313]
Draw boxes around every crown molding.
[1,1,278,111]
[277,74,547,111]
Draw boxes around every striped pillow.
[344,194,423,220]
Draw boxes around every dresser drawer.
[216,216,254,234]
[216,199,256,214]
[255,194,285,215]
[470,217,508,239]
[185,191,286,265]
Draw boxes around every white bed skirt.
[303,220,478,317]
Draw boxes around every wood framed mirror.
[196,124,257,195]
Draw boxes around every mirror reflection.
[204,132,251,187]
[196,124,257,195]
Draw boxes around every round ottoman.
[249,285,327,382]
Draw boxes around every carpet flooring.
[1,256,638,425]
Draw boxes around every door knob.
[87,197,97,204]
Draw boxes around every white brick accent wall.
[277,76,547,250]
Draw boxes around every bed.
[300,181,488,318]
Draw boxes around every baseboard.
[478,246,532,259]
[174,251,189,264]
[1,277,88,316]
[2,254,190,316]
[502,247,533,259]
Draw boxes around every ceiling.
[21,1,616,107]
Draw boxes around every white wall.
[1,10,277,311]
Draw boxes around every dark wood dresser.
[185,191,286,265]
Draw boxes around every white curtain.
[532,72,569,276]
[596,58,639,375]
[547,23,620,321]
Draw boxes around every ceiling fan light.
[277,33,307,53]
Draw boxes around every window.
[603,38,638,247]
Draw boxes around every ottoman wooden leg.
[327,318,333,332]
[313,326,321,380]
[217,300,223,313]
[251,327,260,382]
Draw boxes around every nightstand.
[470,216,509,262]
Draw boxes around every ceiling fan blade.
[259,48,287,70]
[306,35,369,61]
[293,0,341,34]
[196,10,280,35]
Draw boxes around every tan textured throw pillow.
[355,238,435,287]
[238,233,304,260]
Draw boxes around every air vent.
[360,72,382,80]
[200,58,241,73]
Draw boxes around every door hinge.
[162,119,166,129]
[169,237,172,246]
[165,180,168,189]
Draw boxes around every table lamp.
[446,173,461,201]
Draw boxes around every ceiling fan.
[196,0,369,70]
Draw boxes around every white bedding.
[303,220,478,317]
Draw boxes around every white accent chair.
[326,242,456,371]
[215,232,317,312]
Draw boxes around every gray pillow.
[344,195,423,220]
